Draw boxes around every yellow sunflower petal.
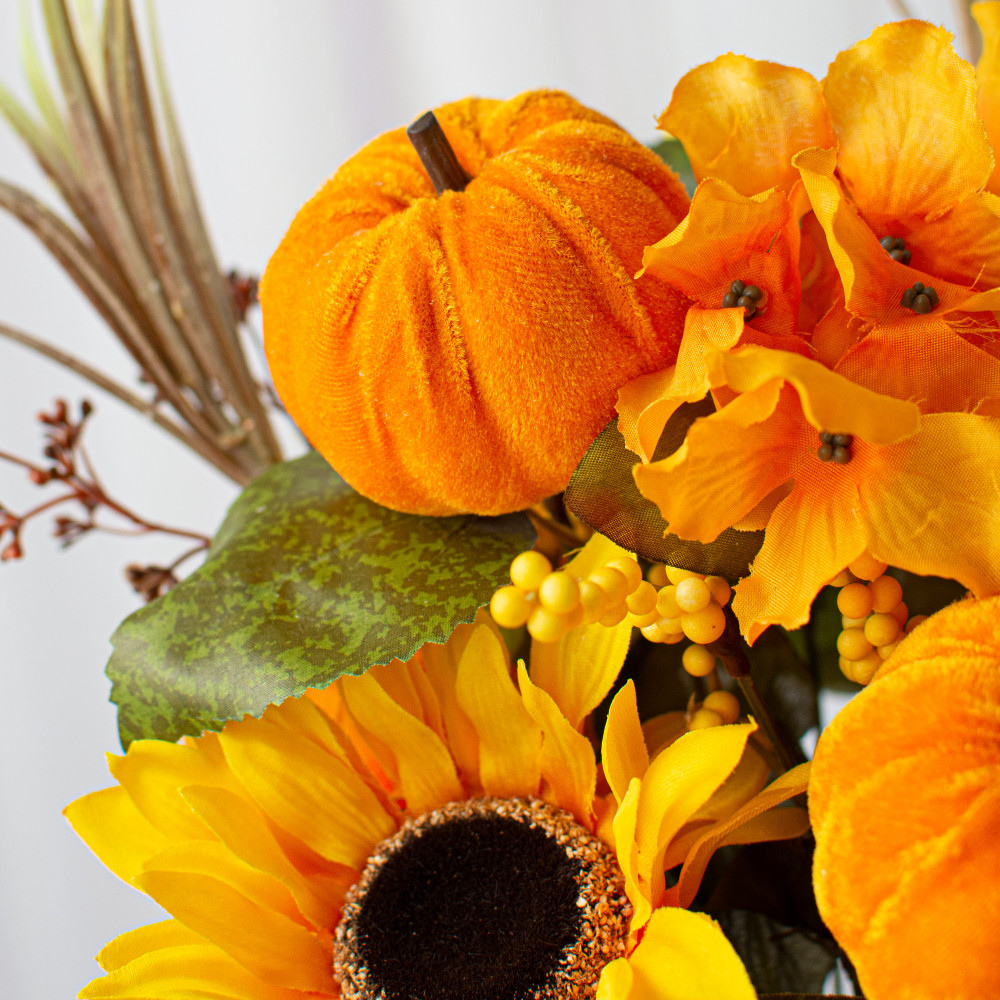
[612,777,650,933]
[95,920,204,972]
[181,784,348,930]
[824,20,992,222]
[712,344,921,443]
[601,680,648,807]
[63,786,171,883]
[671,762,811,907]
[105,737,233,842]
[857,412,1000,599]
[455,623,542,798]
[369,659,425,722]
[517,661,596,827]
[219,716,395,869]
[618,306,747,462]
[133,869,334,992]
[635,723,755,906]
[974,1,1000,195]
[530,535,635,729]
[597,955,635,1000]
[634,379,798,544]
[340,671,463,815]
[661,52,833,195]
[616,907,757,1000]
[84,939,319,999]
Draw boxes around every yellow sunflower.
[66,536,809,1000]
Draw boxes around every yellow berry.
[681,603,726,644]
[890,601,909,627]
[688,708,723,730]
[837,627,873,661]
[675,577,712,614]
[666,565,702,585]
[510,551,552,592]
[682,643,717,677]
[838,655,856,680]
[578,579,608,624]
[704,576,732,607]
[626,580,658,615]
[868,574,903,614]
[490,585,531,629]
[842,615,868,629]
[878,640,900,660]
[655,585,682,619]
[864,612,900,647]
[827,569,852,588]
[661,616,686,634]
[837,582,873,619]
[599,602,629,627]
[848,551,888,581]
[629,609,661,629]
[905,614,928,633]
[640,621,674,643]
[850,651,882,685]
[606,557,643,593]
[703,690,740,724]
[588,566,629,606]
[527,605,570,643]
[661,630,686,644]
[538,571,580,613]
[646,563,669,588]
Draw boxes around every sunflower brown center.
[333,798,630,1000]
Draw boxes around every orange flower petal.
[824,21,992,222]
[810,297,866,368]
[713,344,921,443]
[974,1,1000,194]
[661,53,833,195]
[836,322,1000,416]
[617,307,746,462]
[634,379,797,543]
[857,412,1000,598]
[795,146,1000,325]
[640,181,799,337]
[95,920,204,973]
[732,456,868,642]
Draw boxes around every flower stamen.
[879,235,912,266]
[817,431,853,464]
[721,279,767,319]
[900,282,939,314]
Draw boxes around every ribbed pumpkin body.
[261,91,690,515]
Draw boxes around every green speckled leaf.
[108,452,534,747]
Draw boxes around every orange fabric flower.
[630,343,1000,642]
[620,179,811,462]
[261,91,690,517]
[974,2,1000,194]
[810,594,1000,1000]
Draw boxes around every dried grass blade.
[17,0,73,159]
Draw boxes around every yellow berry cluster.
[639,563,732,653]
[490,550,653,643]
[830,551,927,685]
[687,689,741,730]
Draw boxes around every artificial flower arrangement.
[2,1,1000,998]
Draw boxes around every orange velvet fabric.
[261,91,690,515]
[810,594,1000,1000]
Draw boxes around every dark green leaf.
[746,628,818,741]
[108,452,534,747]
[759,995,862,999]
[649,136,697,196]
[565,403,763,579]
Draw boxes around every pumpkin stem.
[407,112,471,195]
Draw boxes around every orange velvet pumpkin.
[261,91,690,515]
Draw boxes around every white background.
[0,1,973,996]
